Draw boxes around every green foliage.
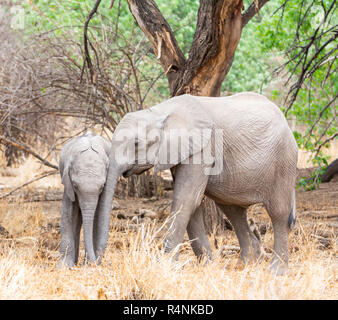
[298,154,328,191]
[157,0,199,56]
[19,0,337,190]
[21,0,204,103]
[254,0,337,189]
[223,2,282,93]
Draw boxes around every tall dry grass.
[0,200,336,300]
[0,156,61,191]
[0,138,337,300]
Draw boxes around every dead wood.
[0,171,59,200]
[0,225,11,239]
[321,158,338,183]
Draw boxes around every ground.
[0,160,337,299]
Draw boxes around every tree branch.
[126,0,186,95]
[242,0,270,28]
[176,0,244,96]
[0,171,58,200]
[314,132,338,158]
[0,135,58,170]
[81,0,102,83]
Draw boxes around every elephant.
[95,92,298,274]
[58,131,110,268]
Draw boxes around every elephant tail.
[288,198,296,230]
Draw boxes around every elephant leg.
[217,204,263,263]
[187,204,212,261]
[164,163,208,258]
[58,194,82,268]
[265,193,294,275]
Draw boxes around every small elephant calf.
[58,131,110,268]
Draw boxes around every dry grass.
[0,198,336,300]
[0,140,337,300]
[0,156,61,191]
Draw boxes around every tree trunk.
[321,158,338,183]
[126,0,269,233]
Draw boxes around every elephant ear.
[153,95,213,171]
[61,166,75,202]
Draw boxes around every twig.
[0,171,58,200]
[115,0,121,39]
[242,0,270,28]
[314,132,338,158]
[303,94,338,146]
[81,0,102,83]
[0,136,58,170]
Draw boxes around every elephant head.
[95,95,214,254]
[60,133,109,263]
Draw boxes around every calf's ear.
[62,167,75,202]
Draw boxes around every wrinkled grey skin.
[58,131,110,268]
[96,93,298,275]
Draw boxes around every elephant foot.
[233,258,247,271]
[163,238,181,259]
[270,258,288,276]
[58,257,76,269]
[83,255,99,267]
[95,256,103,266]
[239,242,265,265]
[195,253,213,266]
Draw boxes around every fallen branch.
[0,135,58,170]
[0,224,11,238]
[321,158,338,183]
[300,212,338,220]
[0,236,39,244]
[310,234,333,249]
[0,170,58,200]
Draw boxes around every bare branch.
[0,171,58,200]
[279,0,337,116]
[242,0,270,28]
[0,136,58,170]
[303,93,338,145]
[314,132,338,158]
[126,0,186,95]
[81,0,102,83]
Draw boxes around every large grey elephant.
[58,131,110,268]
[95,92,298,274]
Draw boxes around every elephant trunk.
[94,158,127,257]
[79,199,98,263]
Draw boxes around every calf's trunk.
[79,198,99,263]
